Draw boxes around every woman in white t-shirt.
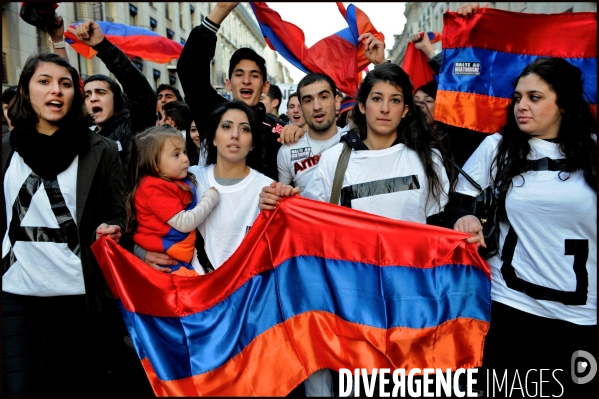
[260,63,461,228]
[452,57,597,396]
[257,62,476,397]
[138,100,273,274]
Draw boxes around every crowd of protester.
[1,2,596,397]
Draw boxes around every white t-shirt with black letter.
[455,133,596,325]
[303,142,449,224]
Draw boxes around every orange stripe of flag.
[142,312,488,396]
[435,90,511,134]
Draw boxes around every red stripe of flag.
[443,8,597,57]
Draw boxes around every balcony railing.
[75,2,103,21]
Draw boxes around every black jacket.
[2,131,126,312]
[92,38,157,167]
[178,17,284,181]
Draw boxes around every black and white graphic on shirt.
[501,228,588,306]
[3,173,80,272]
[290,147,311,161]
[528,157,568,171]
[500,156,588,305]
[340,175,420,208]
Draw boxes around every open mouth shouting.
[239,88,254,100]
[91,106,103,119]
[47,100,64,111]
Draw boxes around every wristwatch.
[48,36,67,49]
[428,48,442,59]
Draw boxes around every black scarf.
[9,123,87,180]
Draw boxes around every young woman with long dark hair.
[2,52,151,395]
[260,63,458,227]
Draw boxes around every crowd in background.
[1,2,596,397]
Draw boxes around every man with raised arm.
[68,20,157,168]
[177,2,304,182]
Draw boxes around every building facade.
[2,2,292,102]
[388,2,597,65]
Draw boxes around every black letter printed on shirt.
[3,173,80,272]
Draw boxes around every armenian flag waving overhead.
[92,196,491,396]
[436,8,597,134]
[401,31,442,93]
[64,21,184,64]
[250,2,384,96]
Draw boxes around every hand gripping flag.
[401,31,442,93]
[250,2,384,97]
[92,196,491,396]
[436,8,597,134]
[64,21,184,64]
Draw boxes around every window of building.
[150,17,157,31]
[180,38,186,45]
[169,74,177,86]
[190,5,196,27]
[150,2,157,8]
[180,3,185,29]
[75,2,104,21]
[165,3,170,20]
[153,69,161,89]
[220,43,227,78]
[129,4,137,26]
[132,57,144,71]
[166,28,174,40]
[77,54,89,80]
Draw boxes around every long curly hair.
[125,125,197,235]
[351,63,456,208]
[494,57,597,196]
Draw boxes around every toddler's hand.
[209,186,218,192]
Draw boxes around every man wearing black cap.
[177,2,304,181]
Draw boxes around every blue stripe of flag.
[121,256,490,381]
[335,27,356,45]
[249,4,311,75]
[344,5,359,43]
[72,21,163,37]
[440,48,597,102]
